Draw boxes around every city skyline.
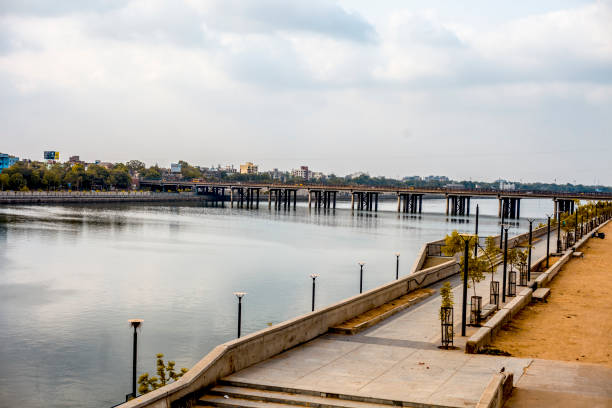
[1,0,611,184]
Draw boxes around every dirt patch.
[490,222,612,366]
[334,289,434,329]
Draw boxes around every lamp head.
[233,292,247,299]
[128,319,144,330]
[310,273,319,279]
[358,261,365,266]
[394,252,400,257]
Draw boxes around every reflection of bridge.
[138,180,612,218]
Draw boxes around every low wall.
[120,257,459,408]
[0,191,208,204]
[476,372,514,408]
[409,238,446,274]
[467,218,610,353]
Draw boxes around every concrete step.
[199,394,306,407]
[216,380,416,407]
[206,384,392,408]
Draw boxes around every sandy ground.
[491,222,612,366]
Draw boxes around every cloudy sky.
[1,0,611,184]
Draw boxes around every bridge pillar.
[333,191,336,209]
[445,195,449,215]
[351,192,354,210]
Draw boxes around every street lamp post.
[474,204,479,258]
[557,211,562,252]
[395,253,400,280]
[233,292,247,338]
[358,262,365,293]
[527,219,534,281]
[310,274,319,311]
[128,319,143,400]
[502,226,509,303]
[460,236,472,337]
[546,216,551,268]
[499,200,506,249]
[574,210,578,244]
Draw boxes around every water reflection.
[0,199,549,408]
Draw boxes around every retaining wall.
[119,258,459,408]
[476,372,514,408]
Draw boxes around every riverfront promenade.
[197,229,602,407]
[199,227,612,407]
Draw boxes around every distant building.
[68,155,85,166]
[292,166,310,180]
[240,162,258,175]
[445,183,464,190]
[499,181,516,190]
[171,163,182,173]
[0,153,19,170]
[311,171,325,181]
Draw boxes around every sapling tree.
[138,354,188,395]
[440,281,454,319]
[442,231,488,296]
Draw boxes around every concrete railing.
[119,258,459,408]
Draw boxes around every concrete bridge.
[138,180,612,218]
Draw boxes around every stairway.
[197,379,406,407]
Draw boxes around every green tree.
[137,354,188,395]
[126,160,146,174]
[9,173,26,190]
[0,173,9,190]
[440,281,454,319]
[143,165,162,180]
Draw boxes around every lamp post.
[527,219,535,281]
[500,200,506,249]
[474,204,480,258]
[502,225,509,303]
[310,274,319,311]
[233,292,246,338]
[458,234,474,337]
[358,262,365,293]
[556,210,562,252]
[127,319,143,400]
[574,210,578,244]
[395,253,400,280]
[546,215,551,268]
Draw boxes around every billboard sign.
[171,163,182,173]
[44,151,59,160]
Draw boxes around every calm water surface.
[0,197,553,407]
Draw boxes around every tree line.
[0,161,132,191]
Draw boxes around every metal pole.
[546,217,551,268]
[461,238,469,337]
[312,277,316,311]
[360,264,363,294]
[237,297,242,338]
[527,220,533,281]
[502,228,508,303]
[132,327,137,398]
[556,211,561,250]
[395,253,400,280]
[499,200,505,249]
[474,204,479,258]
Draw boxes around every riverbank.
[490,222,612,366]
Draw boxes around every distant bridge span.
[138,179,612,218]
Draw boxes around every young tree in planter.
[439,281,454,348]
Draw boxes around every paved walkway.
[223,229,611,407]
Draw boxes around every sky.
[0,0,611,184]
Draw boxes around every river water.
[0,197,553,408]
